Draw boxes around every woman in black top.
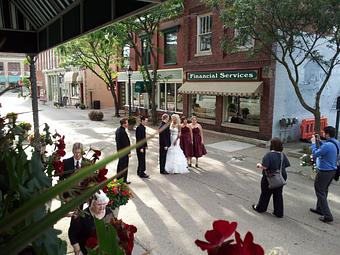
[68,190,114,255]
[252,137,290,218]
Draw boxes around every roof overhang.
[178,81,263,97]
[0,0,167,54]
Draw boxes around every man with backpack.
[310,126,340,223]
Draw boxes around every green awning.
[0,75,6,83]
[8,76,20,83]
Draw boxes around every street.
[1,94,340,255]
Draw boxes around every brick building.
[121,0,275,140]
[0,53,28,89]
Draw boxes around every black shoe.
[272,213,283,218]
[195,164,198,168]
[319,216,333,223]
[189,164,192,167]
[310,208,323,215]
[139,174,149,178]
[125,181,131,185]
[251,204,258,212]
[160,171,169,175]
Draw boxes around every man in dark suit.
[60,142,84,201]
[61,142,84,180]
[159,113,171,174]
[136,116,149,178]
[116,117,131,184]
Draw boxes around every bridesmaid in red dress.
[190,116,207,167]
[180,116,193,166]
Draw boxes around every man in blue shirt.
[310,126,340,223]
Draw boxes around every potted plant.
[6,112,18,124]
[88,111,104,121]
[127,116,137,130]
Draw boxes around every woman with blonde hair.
[165,114,189,174]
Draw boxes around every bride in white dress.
[165,114,189,174]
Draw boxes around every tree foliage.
[57,29,123,117]
[204,0,340,132]
[109,0,184,124]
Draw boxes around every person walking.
[180,116,193,166]
[159,114,171,175]
[252,137,290,218]
[115,117,131,184]
[136,116,149,178]
[190,116,207,167]
[310,126,340,223]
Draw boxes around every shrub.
[88,111,104,121]
[128,116,137,126]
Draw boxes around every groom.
[159,113,171,174]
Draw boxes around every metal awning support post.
[28,54,40,152]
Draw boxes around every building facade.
[0,53,28,89]
[123,0,275,140]
[35,49,114,109]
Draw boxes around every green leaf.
[94,218,124,255]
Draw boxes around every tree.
[111,0,184,124]
[203,0,340,133]
[57,29,123,117]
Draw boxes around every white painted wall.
[272,40,340,142]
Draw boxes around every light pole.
[126,65,133,116]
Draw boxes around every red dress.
[192,127,207,158]
[180,126,193,157]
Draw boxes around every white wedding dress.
[165,127,189,174]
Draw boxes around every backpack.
[327,139,340,181]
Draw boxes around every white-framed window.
[125,82,149,108]
[158,82,183,112]
[223,95,260,127]
[71,83,79,97]
[122,45,130,67]
[197,14,212,54]
[234,28,255,50]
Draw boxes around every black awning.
[0,0,164,54]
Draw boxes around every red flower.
[112,187,119,195]
[103,186,108,193]
[235,231,264,255]
[85,236,98,249]
[195,220,237,251]
[93,149,101,157]
[121,190,129,196]
[57,149,65,157]
[99,168,108,176]
[97,174,107,183]
[53,160,64,174]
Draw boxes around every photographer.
[310,126,340,223]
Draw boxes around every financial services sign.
[187,70,258,81]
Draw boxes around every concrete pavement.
[1,94,340,255]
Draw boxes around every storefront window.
[191,94,216,120]
[224,96,260,126]
[132,83,148,108]
[158,83,182,112]
[176,83,183,112]
[167,83,175,111]
[160,83,166,110]
[71,83,79,97]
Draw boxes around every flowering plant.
[195,220,264,255]
[85,218,137,255]
[104,179,133,210]
[18,121,32,131]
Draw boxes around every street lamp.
[126,65,133,116]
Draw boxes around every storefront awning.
[8,75,20,83]
[178,81,263,96]
[0,75,6,83]
[64,72,78,84]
